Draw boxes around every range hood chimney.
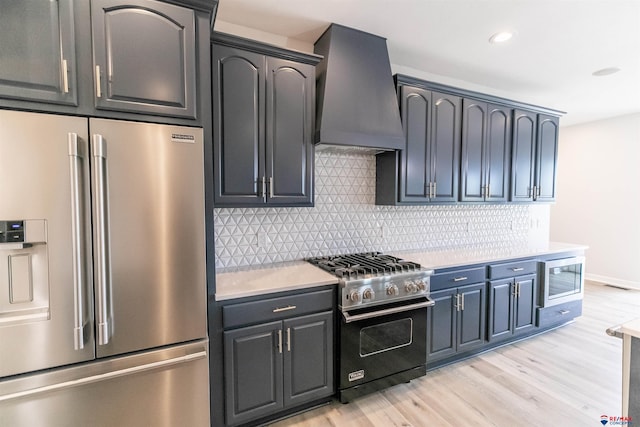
[314,24,405,151]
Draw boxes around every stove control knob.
[349,290,362,303]
[362,288,375,300]
[386,284,399,296]
[405,281,417,294]
[415,280,427,292]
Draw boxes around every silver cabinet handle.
[512,267,524,272]
[272,305,297,313]
[286,327,291,352]
[62,59,69,94]
[460,293,465,311]
[559,309,570,315]
[68,133,88,350]
[432,181,437,198]
[259,176,266,201]
[454,294,460,311]
[453,276,468,282]
[342,298,435,323]
[92,134,112,346]
[277,329,283,354]
[95,65,102,98]
[486,184,490,198]
[0,350,207,403]
[512,283,518,297]
[268,176,274,198]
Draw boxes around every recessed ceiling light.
[489,31,514,44]
[592,67,621,77]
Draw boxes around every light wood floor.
[270,281,640,426]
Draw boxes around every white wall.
[550,113,640,289]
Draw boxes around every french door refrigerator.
[0,110,209,426]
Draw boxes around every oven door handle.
[342,298,435,323]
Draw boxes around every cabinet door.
[212,45,265,206]
[399,85,431,202]
[91,0,196,118]
[430,92,461,202]
[224,322,283,426]
[0,0,77,105]
[283,312,334,407]
[510,109,537,201]
[485,104,512,202]
[457,283,487,352]
[460,99,487,202]
[535,114,559,202]
[488,279,514,342]
[265,57,314,206]
[427,288,457,362]
[514,274,537,334]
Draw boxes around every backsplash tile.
[214,152,550,269]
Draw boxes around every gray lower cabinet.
[0,0,77,105]
[427,269,487,363]
[222,289,334,426]
[212,33,320,207]
[91,0,197,118]
[488,260,538,341]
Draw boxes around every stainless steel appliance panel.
[0,340,210,427]
[88,119,206,358]
[0,110,95,377]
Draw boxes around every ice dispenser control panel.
[0,221,25,243]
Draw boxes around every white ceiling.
[215,0,640,127]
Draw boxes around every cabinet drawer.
[488,260,537,280]
[223,289,334,329]
[536,300,582,329]
[431,267,486,291]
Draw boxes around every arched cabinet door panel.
[91,0,196,118]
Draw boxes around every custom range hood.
[314,24,405,152]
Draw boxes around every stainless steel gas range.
[306,252,434,402]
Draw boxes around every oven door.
[339,297,432,390]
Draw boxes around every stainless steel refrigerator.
[0,110,209,426]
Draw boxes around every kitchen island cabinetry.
[222,288,334,426]
[460,100,511,202]
[0,0,212,125]
[376,80,461,204]
[212,33,320,207]
[427,267,486,363]
[488,260,538,341]
[511,111,559,202]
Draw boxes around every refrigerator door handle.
[68,133,89,350]
[0,350,207,403]
[92,134,113,346]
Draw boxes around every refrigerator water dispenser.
[0,219,50,326]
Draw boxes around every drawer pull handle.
[511,267,524,272]
[453,277,468,282]
[559,310,570,315]
[273,305,297,313]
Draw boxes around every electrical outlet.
[380,226,386,239]
[256,233,267,247]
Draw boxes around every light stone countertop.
[215,241,588,301]
[392,242,588,271]
[620,318,640,339]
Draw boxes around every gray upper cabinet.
[212,34,319,207]
[91,0,197,118]
[376,82,460,204]
[0,0,77,105]
[511,110,559,202]
[461,100,511,202]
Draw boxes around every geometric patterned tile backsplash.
[214,151,550,269]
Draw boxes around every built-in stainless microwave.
[539,256,585,307]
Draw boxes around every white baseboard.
[586,273,640,290]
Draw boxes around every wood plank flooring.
[270,281,640,426]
